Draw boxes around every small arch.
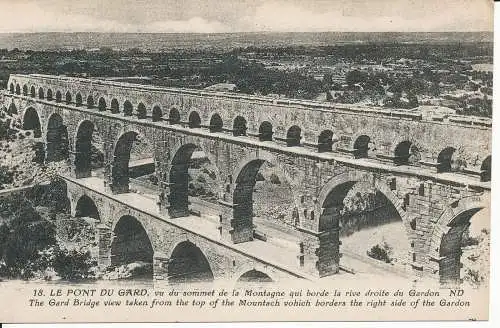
[167,241,214,284]
[22,84,28,96]
[394,141,415,165]
[437,147,456,173]
[30,86,36,97]
[111,98,119,113]
[9,83,14,93]
[209,113,223,132]
[480,155,491,182]
[286,125,302,147]
[237,270,273,283]
[46,89,53,101]
[15,84,21,95]
[188,111,201,128]
[258,121,273,141]
[233,116,247,136]
[169,108,181,124]
[65,91,72,104]
[318,130,334,152]
[123,100,133,116]
[8,102,18,115]
[137,102,147,119]
[38,87,45,99]
[55,90,62,103]
[353,135,370,158]
[98,97,107,111]
[152,106,162,122]
[74,195,100,221]
[22,107,42,138]
[75,93,83,106]
[86,95,94,109]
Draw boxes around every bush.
[52,247,96,281]
[367,242,393,263]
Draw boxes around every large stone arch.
[74,119,103,178]
[167,140,223,218]
[229,150,302,242]
[427,194,489,284]
[165,238,215,284]
[314,171,410,277]
[110,130,141,193]
[109,215,155,278]
[316,171,408,231]
[45,112,69,162]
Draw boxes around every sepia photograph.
[0,0,495,324]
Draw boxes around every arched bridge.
[3,74,491,284]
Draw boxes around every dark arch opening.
[438,207,485,285]
[188,111,201,128]
[111,215,153,279]
[111,98,119,113]
[46,113,69,162]
[168,144,198,217]
[258,121,273,141]
[98,97,107,111]
[8,102,18,115]
[318,130,334,152]
[152,106,162,122]
[30,86,36,97]
[394,141,411,165]
[38,87,45,99]
[394,141,420,165]
[75,121,104,178]
[86,95,94,109]
[74,195,100,221]
[233,116,247,136]
[237,269,273,283]
[169,108,181,124]
[319,180,407,275]
[15,84,20,95]
[22,107,42,138]
[65,91,72,104]
[22,85,28,96]
[75,93,82,106]
[209,113,223,132]
[480,155,491,182]
[286,125,302,147]
[9,83,14,93]
[55,90,62,103]
[111,131,138,193]
[437,147,456,173]
[137,103,147,119]
[167,241,214,284]
[353,135,370,158]
[47,89,53,101]
[123,100,133,116]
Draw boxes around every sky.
[0,0,493,33]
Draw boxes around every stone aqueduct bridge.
[4,74,492,284]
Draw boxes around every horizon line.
[0,30,493,34]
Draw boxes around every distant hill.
[0,32,493,51]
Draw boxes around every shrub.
[52,247,96,281]
[367,242,393,263]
